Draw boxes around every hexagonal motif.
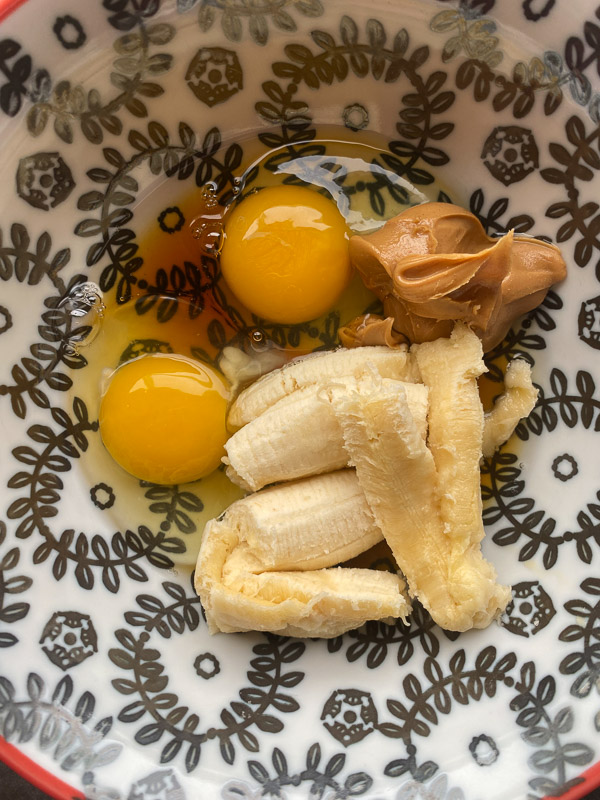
[481,125,539,185]
[128,769,185,800]
[320,688,378,746]
[39,611,98,670]
[16,151,75,210]
[500,581,556,637]
[578,295,600,350]
[185,47,243,107]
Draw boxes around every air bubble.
[247,328,286,357]
[201,182,218,208]
[58,281,104,350]
[189,216,223,253]
[62,282,104,317]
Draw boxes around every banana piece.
[199,563,410,638]
[482,359,538,457]
[217,470,383,571]
[329,377,467,629]
[414,323,487,546]
[330,370,509,631]
[221,568,409,638]
[196,475,410,637]
[225,378,428,492]
[413,323,511,627]
[228,345,420,428]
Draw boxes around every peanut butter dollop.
[340,202,567,352]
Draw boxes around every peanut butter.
[340,202,566,352]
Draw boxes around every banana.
[216,470,383,571]
[227,345,420,428]
[196,473,410,638]
[413,324,511,627]
[482,358,538,457]
[198,562,410,638]
[413,323,487,547]
[224,378,428,492]
[195,325,526,636]
[329,376,468,630]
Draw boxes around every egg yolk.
[220,185,351,324]
[98,354,229,485]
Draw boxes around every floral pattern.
[0,1,599,799]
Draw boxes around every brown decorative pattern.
[0,1,598,798]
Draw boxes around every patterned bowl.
[1,1,599,798]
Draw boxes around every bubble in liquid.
[63,282,104,316]
[190,182,226,251]
[201,181,218,208]
[247,327,285,356]
[58,281,104,351]
[190,218,223,252]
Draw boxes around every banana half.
[196,471,410,638]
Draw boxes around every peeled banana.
[482,358,537,457]
[227,345,420,428]
[413,324,511,627]
[224,378,428,492]
[195,471,410,638]
[197,327,535,637]
[216,470,383,571]
[414,323,488,547]
[329,376,468,630]
[198,559,410,638]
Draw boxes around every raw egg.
[72,130,439,564]
[98,354,229,485]
[220,185,351,324]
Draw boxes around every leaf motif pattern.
[511,662,593,797]
[5,399,185,591]
[75,123,242,303]
[0,4,599,799]
[0,670,121,789]
[26,3,174,143]
[559,579,600,700]
[182,0,324,46]
[258,16,456,188]
[110,581,306,771]
[0,521,32,648]
[542,115,600,268]
[482,365,600,569]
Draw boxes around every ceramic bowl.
[1,0,599,798]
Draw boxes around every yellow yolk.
[220,185,351,324]
[98,354,229,485]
